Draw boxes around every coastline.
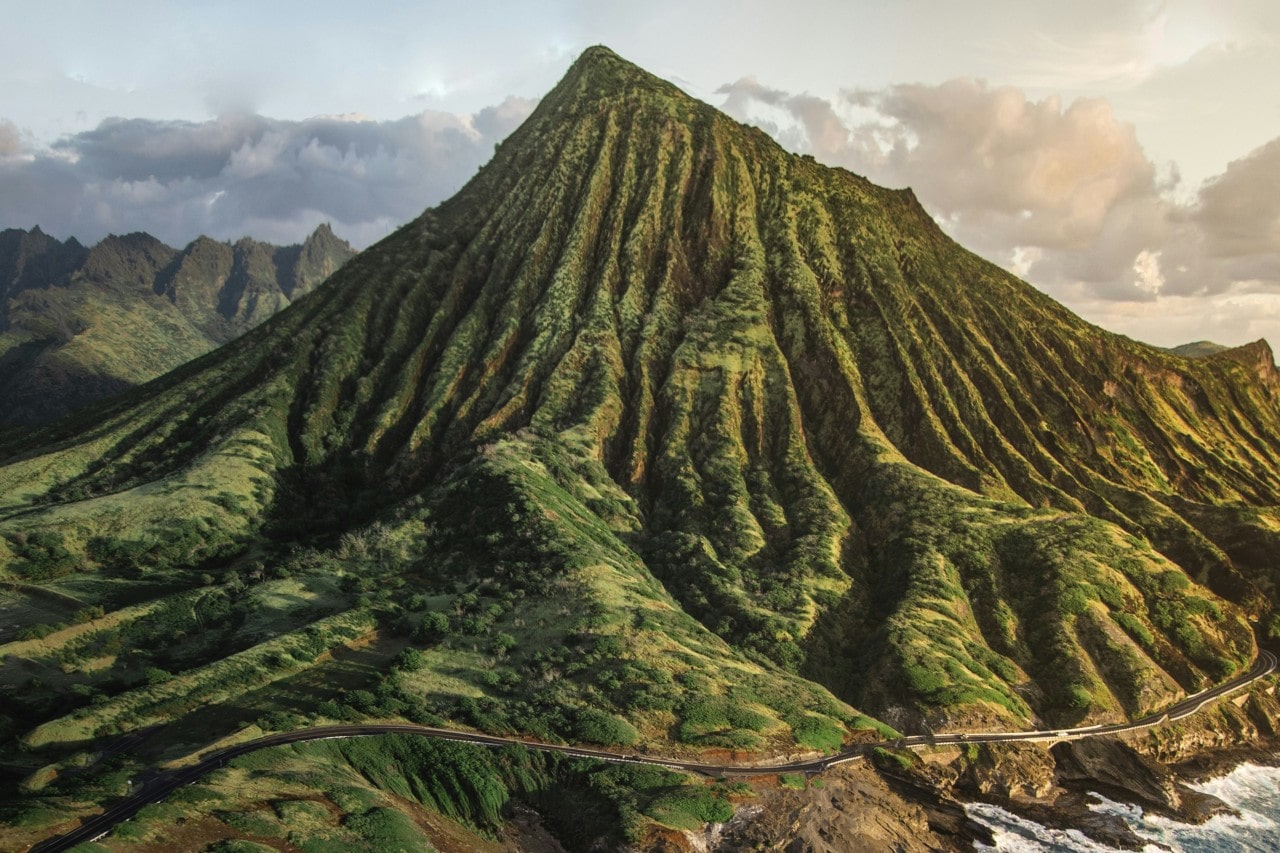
[952,684,1280,850]
[969,756,1280,851]
[711,677,1280,851]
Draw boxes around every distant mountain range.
[1168,340,1231,358]
[0,224,354,425]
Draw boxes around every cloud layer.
[0,98,535,248]
[718,75,1280,346]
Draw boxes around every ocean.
[968,761,1280,852]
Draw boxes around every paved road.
[29,649,1276,852]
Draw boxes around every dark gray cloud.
[1193,137,1280,259]
[717,77,1280,306]
[0,97,537,248]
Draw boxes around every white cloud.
[1132,248,1164,294]
[718,75,1280,325]
[857,81,1158,252]
[224,131,289,179]
[1193,137,1280,258]
[1069,287,1280,351]
[0,97,537,249]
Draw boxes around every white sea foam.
[1190,762,1280,815]
[968,802,1132,852]
[966,759,1280,852]
[1088,789,1276,852]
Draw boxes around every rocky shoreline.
[693,680,1280,851]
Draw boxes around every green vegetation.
[575,707,639,745]
[205,736,735,846]
[1168,341,1229,358]
[2,44,1279,851]
[871,747,918,773]
[342,807,424,851]
[0,224,353,426]
[789,712,845,752]
[5,531,78,580]
[643,786,733,828]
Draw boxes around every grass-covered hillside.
[2,46,1280,849]
[1168,340,1230,359]
[0,224,353,425]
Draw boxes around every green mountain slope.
[0,224,354,425]
[3,46,1280,847]
[1169,340,1230,359]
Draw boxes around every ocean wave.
[967,760,1280,852]
[969,803,1129,852]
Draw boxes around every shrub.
[73,606,105,624]
[413,612,451,642]
[1113,612,1155,649]
[343,807,424,850]
[644,788,733,828]
[788,714,843,752]
[217,810,283,838]
[1065,685,1092,710]
[725,705,772,732]
[258,711,303,732]
[344,690,379,714]
[871,747,916,772]
[7,530,78,580]
[624,688,676,712]
[903,663,946,695]
[16,623,60,641]
[394,648,428,671]
[574,707,638,746]
[1059,587,1091,617]
[678,697,730,737]
[143,667,172,686]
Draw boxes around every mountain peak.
[565,44,636,82]
[1170,340,1228,358]
[544,44,678,110]
[573,44,621,66]
[1211,338,1278,383]
[302,222,348,250]
[100,231,173,252]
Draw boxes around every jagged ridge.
[0,224,354,425]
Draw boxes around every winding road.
[29,649,1277,852]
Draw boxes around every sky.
[2,0,1279,350]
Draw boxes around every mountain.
[1169,340,1230,358]
[0,224,354,425]
[0,225,89,309]
[4,47,1280,850]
